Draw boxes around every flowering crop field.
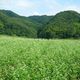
[0,36,80,80]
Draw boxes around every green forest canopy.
[0,10,80,39]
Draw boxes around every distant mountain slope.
[39,11,80,38]
[28,15,53,38]
[28,15,53,24]
[0,10,41,38]
[0,10,19,17]
[0,10,80,38]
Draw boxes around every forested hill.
[0,10,80,38]
[38,11,80,38]
[0,10,42,38]
[28,15,53,25]
[0,10,52,38]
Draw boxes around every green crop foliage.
[0,36,80,80]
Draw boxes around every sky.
[0,0,80,16]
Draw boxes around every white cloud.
[0,0,80,16]
[16,0,34,8]
[0,0,35,9]
[42,0,80,15]
[0,0,12,6]
[32,11,41,15]
[42,0,63,15]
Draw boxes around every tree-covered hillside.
[0,10,42,38]
[28,15,53,38]
[28,15,53,25]
[39,11,80,39]
[0,10,80,39]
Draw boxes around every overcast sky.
[0,0,80,16]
